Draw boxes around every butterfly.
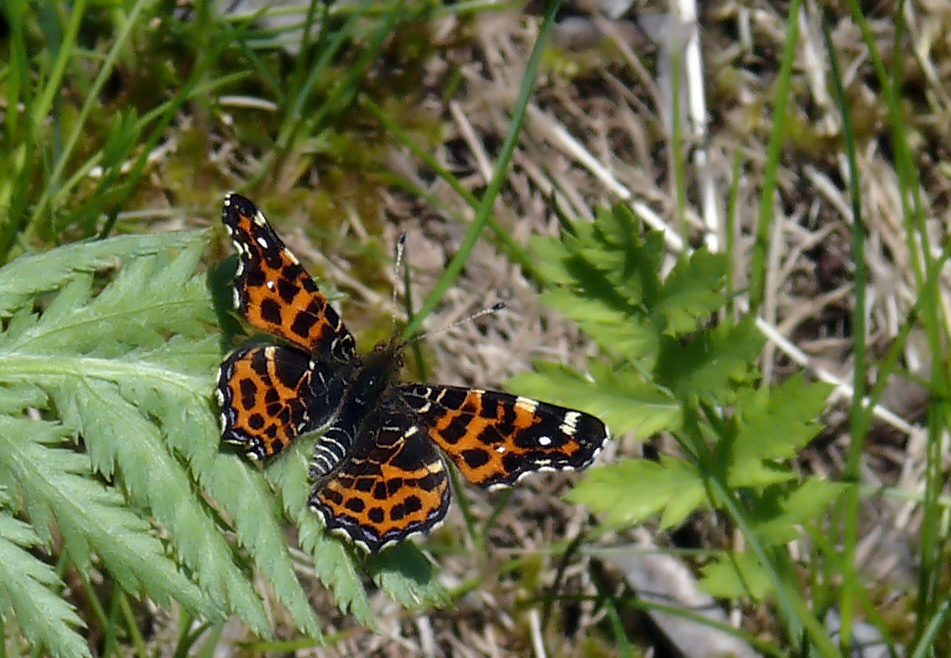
[216,193,608,553]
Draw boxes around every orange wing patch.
[217,345,315,459]
[400,385,608,489]
[222,193,355,360]
[309,419,450,553]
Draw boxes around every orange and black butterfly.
[216,193,608,552]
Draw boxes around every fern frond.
[0,235,309,636]
[200,451,323,637]
[0,231,207,317]
[0,489,89,658]
[0,415,213,618]
[50,378,270,633]
[266,435,376,626]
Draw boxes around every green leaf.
[0,230,208,317]
[539,290,660,362]
[0,492,89,658]
[751,478,844,544]
[732,375,833,464]
[368,543,450,610]
[655,248,727,334]
[699,550,773,600]
[567,457,706,529]
[0,235,334,636]
[508,360,680,437]
[267,433,376,626]
[655,318,763,403]
[0,416,215,620]
[707,375,831,490]
[527,235,575,286]
[201,454,321,637]
[50,379,271,634]
[587,206,665,307]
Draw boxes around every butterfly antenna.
[392,232,407,334]
[410,301,507,343]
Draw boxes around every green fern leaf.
[0,244,273,631]
[0,233,331,635]
[201,453,322,637]
[50,379,273,633]
[0,489,89,658]
[0,231,207,317]
[0,415,214,619]
[266,434,376,626]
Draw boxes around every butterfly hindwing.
[308,406,450,553]
[400,385,607,489]
[217,345,343,459]
[222,193,356,360]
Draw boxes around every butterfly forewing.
[222,193,356,360]
[400,385,607,489]
[217,345,342,459]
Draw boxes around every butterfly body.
[216,193,608,553]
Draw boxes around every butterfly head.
[352,339,405,405]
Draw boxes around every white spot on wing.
[266,280,275,290]
[495,445,506,454]
[515,396,538,414]
[559,411,581,436]
[253,211,267,227]
[537,436,552,447]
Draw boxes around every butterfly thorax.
[309,338,406,482]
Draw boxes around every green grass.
[0,0,948,656]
